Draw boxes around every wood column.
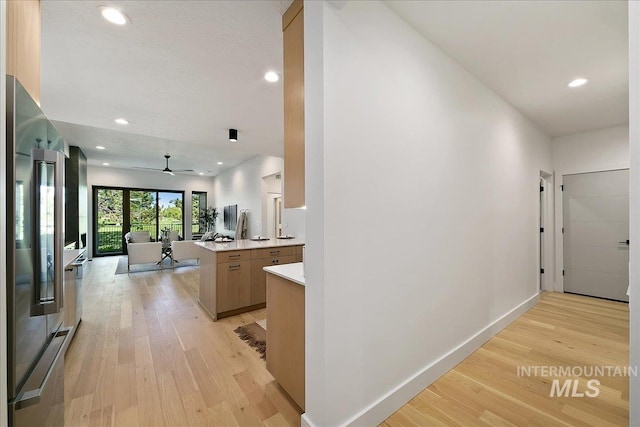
[7,0,41,104]
[283,0,305,208]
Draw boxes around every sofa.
[125,231,163,272]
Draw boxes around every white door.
[563,169,629,302]
[274,197,282,237]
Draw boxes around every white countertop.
[195,238,304,252]
[263,262,305,286]
[63,248,86,268]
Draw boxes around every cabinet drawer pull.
[272,259,280,264]
[229,264,241,270]
[269,250,280,255]
[229,254,241,258]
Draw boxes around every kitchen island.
[195,239,304,320]
[264,262,305,410]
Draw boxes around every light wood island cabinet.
[216,258,251,313]
[196,239,304,320]
[265,263,305,410]
[250,246,296,304]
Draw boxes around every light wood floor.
[382,292,630,426]
[63,256,302,427]
[66,259,629,427]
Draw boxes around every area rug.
[114,256,199,275]
[234,321,267,360]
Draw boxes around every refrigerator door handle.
[30,148,65,316]
[14,328,70,409]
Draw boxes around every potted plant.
[199,206,219,232]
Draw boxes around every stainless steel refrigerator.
[6,76,70,426]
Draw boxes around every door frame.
[539,171,554,292]
[554,167,630,293]
[92,186,185,257]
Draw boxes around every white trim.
[0,1,9,426]
[301,413,315,427]
[539,171,554,292]
[336,293,540,427]
[628,2,639,425]
[554,172,564,292]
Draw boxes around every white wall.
[211,155,305,238]
[627,3,638,425]
[87,166,214,257]
[552,125,629,175]
[551,125,630,292]
[304,2,552,426]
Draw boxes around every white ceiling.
[386,0,629,138]
[40,0,629,175]
[41,0,290,175]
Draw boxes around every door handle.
[619,240,630,245]
[14,328,70,409]
[30,149,65,316]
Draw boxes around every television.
[223,204,237,231]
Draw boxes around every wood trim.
[282,0,303,31]
[217,303,266,320]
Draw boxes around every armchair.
[125,231,152,244]
[170,240,201,268]
[125,231,163,272]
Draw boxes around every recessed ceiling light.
[99,6,129,25]
[264,71,279,83]
[114,118,129,125]
[217,161,223,165]
[199,172,204,176]
[102,162,110,166]
[96,145,106,150]
[568,78,588,88]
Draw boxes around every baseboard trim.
[301,413,315,427]
[338,293,540,427]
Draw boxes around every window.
[95,188,124,254]
[93,186,184,256]
[192,191,207,234]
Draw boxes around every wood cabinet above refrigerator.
[7,0,41,105]
[282,0,305,208]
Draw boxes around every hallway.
[383,292,629,426]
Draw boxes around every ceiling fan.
[133,155,194,176]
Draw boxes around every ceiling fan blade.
[133,156,187,176]
[133,166,163,171]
